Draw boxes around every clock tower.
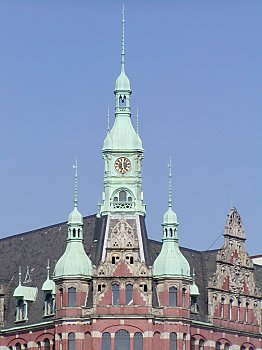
[98,9,146,217]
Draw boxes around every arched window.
[170,333,177,350]
[224,344,230,350]
[115,330,130,350]
[215,342,221,350]
[37,341,41,350]
[68,333,76,350]
[16,299,26,321]
[190,337,196,350]
[73,228,76,237]
[153,332,161,350]
[183,334,187,350]
[58,334,62,350]
[112,283,119,306]
[240,347,246,350]
[221,297,225,318]
[59,288,63,308]
[24,345,28,350]
[44,293,54,315]
[43,339,50,350]
[229,298,233,320]
[199,339,204,350]
[237,299,241,321]
[182,288,186,308]
[119,190,127,202]
[102,333,111,350]
[169,287,177,306]
[15,344,21,350]
[134,332,143,350]
[84,332,92,349]
[68,287,76,307]
[245,302,249,322]
[126,284,133,305]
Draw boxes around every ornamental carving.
[229,260,245,293]
[224,207,245,239]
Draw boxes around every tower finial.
[168,157,172,208]
[121,4,125,72]
[107,107,110,132]
[136,108,139,134]
[73,158,78,208]
[47,259,50,280]
[18,266,21,286]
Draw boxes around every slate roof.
[0,214,261,330]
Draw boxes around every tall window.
[229,299,233,320]
[15,344,21,350]
[58,334,62,350]
[119,190,127,202]
[44,339,50,350]
[183,334,187,350]
[102,333,111,350]
[182,288,186,308]
[153,332,161,350]
[245,302,249,323]
[112,284,119,306]
[68,333,76,350]
[221,297,225,318]
[126,284,133,305]
[199,339,204,350]
[134,332,143,350]
[59,288,63,308]
[68,287,76,307]
[85,332,92,350]
[170,333,177,350]
[237,299,241,321]
[44,293,54,315]
[215,342,221,350]
[115,330,130,350]
[16,299,26,321]
[190,337,196,350]
[224,344,230,350]
[37,342,41,350]
[240,347,246,350]
[169,287,177,307]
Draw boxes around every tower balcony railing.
[112,201,133,210]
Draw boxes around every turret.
[54,160,92,319]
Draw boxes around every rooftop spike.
[47,259,50,280]
[121,4,125,72]
[18,266,21,286]
[107,107,110,132]
[136,108,139,134]
[168,157,172,208]
[72,158,78,208]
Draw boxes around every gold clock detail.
[115,157,131,174]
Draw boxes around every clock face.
[115,157,131,174]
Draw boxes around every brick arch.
[35,333,54,343]
[216,338,232,346]
[8,338,27,347]
[241,342,256,349]
[191,334,207,342]
[101,324,144,334]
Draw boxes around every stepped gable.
[0,215,106,329]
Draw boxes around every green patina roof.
[54,241,93,279]
[153,239,191,278]
[13,285,38,302]
[42,278,55,294]
[103,117,143,151]
[68,207,83,225]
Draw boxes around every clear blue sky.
[0,1,261,255]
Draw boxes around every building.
[0,10,262,350]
